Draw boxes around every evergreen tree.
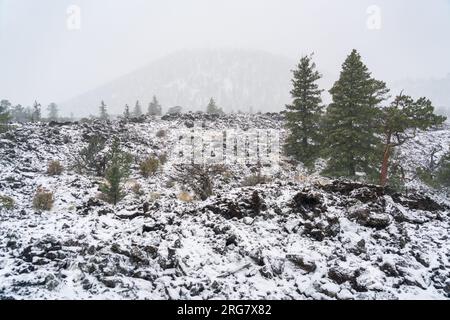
[75,136,107,176]
[99,101,109,120]
[284,54,324,168]
[0,99,11,124]
[24,106,33,122]
[148,96,162,116]
[206,98,223,114]
[435,152,450,190]
[100,138,132,205]
[379,93,446,186]
[31,101,42,123]
[322,49,389,179]
[47,103,59,121]
[10,104,26,122]
[418,150,450,193]
[133,100,142,117]
[123,104,130,119]
[0,100,11,132]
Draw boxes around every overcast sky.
[1,0,449,107]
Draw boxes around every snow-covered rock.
[0,114,448,300]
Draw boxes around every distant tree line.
[0,99,71,125]
[1,94,227,125]
[114,95,223,120]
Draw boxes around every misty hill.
[61,49,295,117]
[60,49,450,119]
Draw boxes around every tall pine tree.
[99,101,109,120]
[148,96,162,116]
[123,104,131,119]
[133,100,142,117]
[206,98,223,114]
[284,54,324,168]
[0,100,11,132]
[31,101,42,123]
[10,104,29,123]
[0,100,11,123]
[47,103,59,121]
[323,49,389,179]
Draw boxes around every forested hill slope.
[60,49,294,117]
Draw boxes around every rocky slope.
[0,113,449,300]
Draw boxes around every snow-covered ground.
[0,113,448,300]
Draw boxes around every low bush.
[173,164,226,200]
[47,160,63,176]
[0,195,15,210]
[140,156,160,177]
[156,129,167,138]
[178,191,193,202]
[148,192,161,202]
[159,153,168,165]
[131,182,143,196]
[33,188,54,211]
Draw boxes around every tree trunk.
[380,146,390,187]
[380,133,392,187]
[348,153,356,177]
[302,137,308,149]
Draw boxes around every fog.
[1,0,450,111]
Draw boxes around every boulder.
[286,254,317,273]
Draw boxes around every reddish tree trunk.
[380,133,392,187]
[380,145,391,187]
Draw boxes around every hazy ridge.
[61,49,295,117]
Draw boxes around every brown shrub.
[47,160,63,176]
[140,156,160,177]
[33,188,54,211]
[149,192,161,202]
[173,164,226,200]
[131,182,143,196]
[178,191,193,202]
